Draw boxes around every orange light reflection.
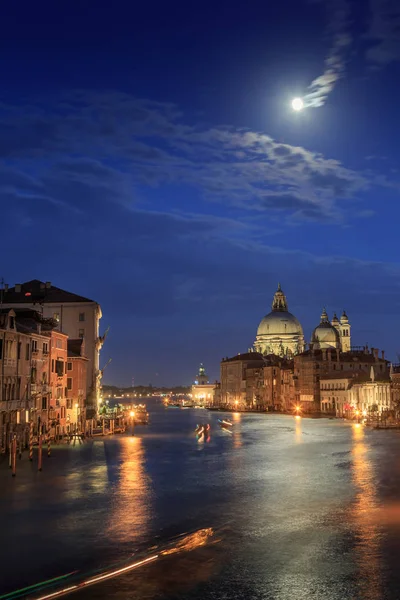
[106,436,152,542]
[351,423,381,599]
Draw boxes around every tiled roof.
[222,352,264,363]
[4,280,95,304]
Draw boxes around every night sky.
[2,0,400,386]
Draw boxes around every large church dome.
[254,284,305,357]
[257,311,303,336]
[311,309,340,350]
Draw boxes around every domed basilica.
[254,284,351,357]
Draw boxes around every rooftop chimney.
[374,348,379,360]
[15,284,21,293]
[4,284,8,292]
[40,282,45,290]
[382,350,385,360]
[45,281,51,289]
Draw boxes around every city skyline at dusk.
[2,1,400,385]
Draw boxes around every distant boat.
[218,418,233,431]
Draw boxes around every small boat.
[195,423,211,440]
[218,418,233,428]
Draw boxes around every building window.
[42,397,47,410]
[79,313,85,322]
[79,329,85,339]
[25,343,30,361]
[32,340,38,352]
[67,377,72,390]
[43,343,48,354]
[53,313,60,323]
[67,362,72,371]
[17,342,21,360]
[55,360,64,377]
[56,339,62,349]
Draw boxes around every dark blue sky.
[2,0,400,386]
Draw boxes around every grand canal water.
[2,401,400,599]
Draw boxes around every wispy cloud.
[304,0,352,107]
[0,92,378,224]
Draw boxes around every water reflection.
[106,436,152,542]
[294,416,302,444]
[232,412,242,448]
[351,424,382,600]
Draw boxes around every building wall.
[0,327,32,444]
[220,355,265,408]
[6,301,102,406]
[49,331,68,434]
[31,331,51,431]
[349,382,391,415]
[320,377,352,416]
[66,357,88,428]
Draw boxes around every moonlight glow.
[292,98,304,111]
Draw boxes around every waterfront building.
[191,363,215,405]
[3,280,105,416]
[0,308,58,448]
[321,366,392,417]
[390,364,400,414]
[295,346,389,412]
[49,329,68,435]
[254,284,304,357]
[219,352,295,411]
[66,339,88,431]
[220,352,264,408]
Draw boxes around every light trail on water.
[3,527,217,600]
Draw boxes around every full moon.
[292,97,304,111]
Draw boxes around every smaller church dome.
[340,310,349,324]
[311,308,340,350]
[331,312,339,325]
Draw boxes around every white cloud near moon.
[303,0,352,107]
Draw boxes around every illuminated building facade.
[3,280,105,417]
[191,363,215,405]
[66,339,88,430]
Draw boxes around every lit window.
[53,313,60,323]
[67,378,72,390]
[79,329,85,339]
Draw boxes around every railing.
[3,358,16,367]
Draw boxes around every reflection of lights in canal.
[351,423,382,600]
[30,529,215,600]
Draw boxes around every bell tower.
[339,310,351,352]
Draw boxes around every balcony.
[3,358,16,367]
